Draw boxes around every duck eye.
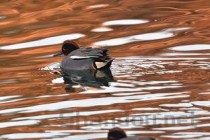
[62,48,68,51]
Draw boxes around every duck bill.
[53,51,63,57]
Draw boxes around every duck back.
[61,57,95,70]
[61,48,112,71]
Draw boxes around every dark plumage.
[54,40,113,70]
[62,68,114,88]
[108,127,127,140]
[108,127,155,140]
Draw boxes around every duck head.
[108,127,127,140]
[108,127,156,140]
[54,40,79,57]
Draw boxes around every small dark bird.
[108,127,156,140]
[54,40,113,71]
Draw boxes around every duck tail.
[94,59,113,70]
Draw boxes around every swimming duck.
[108,127,155,140]
[54,40,113,71]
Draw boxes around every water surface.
[1,0,210,140]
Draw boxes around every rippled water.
[1,0,210,140]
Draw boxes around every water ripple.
[103,19,149,26]
[0,33,85,50]
[0,132,68,139]
[0,120,40,128]
[169,44,210,51]
[93,27,190,47]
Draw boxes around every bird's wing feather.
[69,48,109,60]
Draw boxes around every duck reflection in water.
[62,68,114,92]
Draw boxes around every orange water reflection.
[1,0,210,140]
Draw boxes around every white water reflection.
[13,109,122,121]
[40,62,60,71]
[0,132,69,139]
[45,133,106,140]
[0,33,85,50]
[82,111,195,129]
[93,27,189,47]
[163,132,210,139]
[0,92,187,114]
[103,19,149,26]
[81,85,182,94]
[0,120,40,128]
[160,103,193,107]
[0,98,23,104]
[117,111,196,121]
[117,56,208,60]
[94,31,173,46]
[133,107,166,111]
[155,125,197,131]
[169,44,210,51]
[162,53,210,56]
[0,95,19,101]
[0,15,6,19]
[86,4,109,9]
[52,77,64,84]
[0,95,23,104]
[0,79,18,84]
[192,101,210,107]
[91,27,113,32]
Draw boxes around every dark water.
[1,0,210,139]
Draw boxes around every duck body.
[60,47,113,71]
